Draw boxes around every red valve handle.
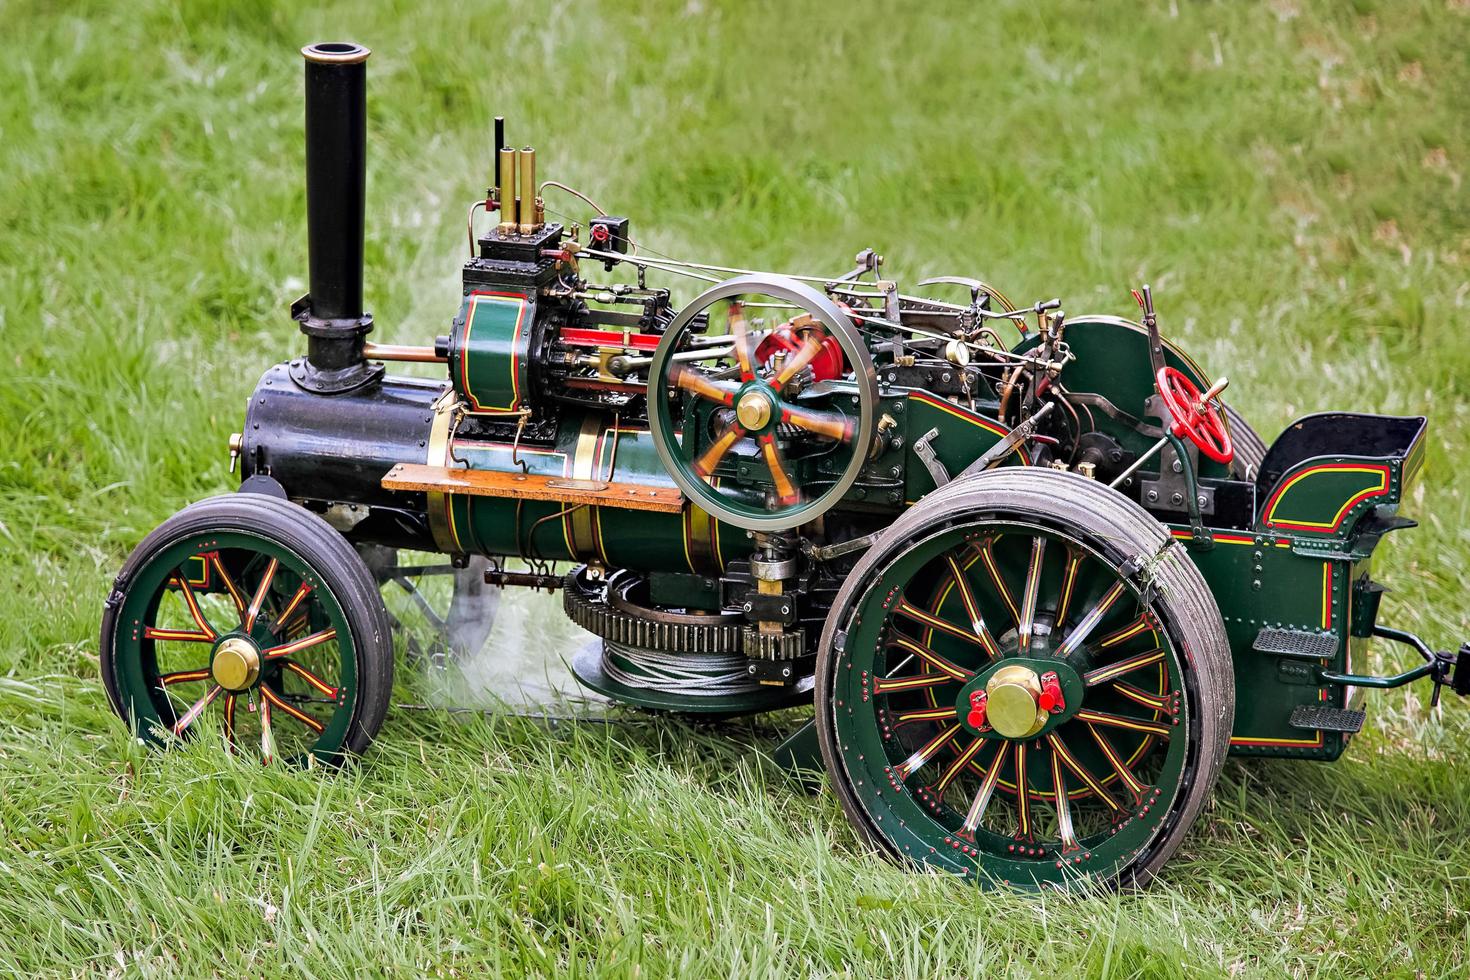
[1155,366,1234,465]
[966,690,989,731]
[1038,671,1065,714]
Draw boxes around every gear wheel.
[563,566,744,654]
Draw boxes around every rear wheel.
[816,469,1232,889]
[100,494,394,765]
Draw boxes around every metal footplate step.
[1254,626,1340,661]
[1289,704,1366,734]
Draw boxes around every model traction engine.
[100,42,1470,891]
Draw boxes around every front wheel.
[100,494,394,765]
[816,469,1233,889]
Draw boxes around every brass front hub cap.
[735,389,774,430]
[212,636,262,691]
[985,663,1047,739]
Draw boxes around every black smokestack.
[302,41,369,321]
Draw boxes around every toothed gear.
[563,566,744,654]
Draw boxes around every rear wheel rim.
[828,518,1190,887]
[109,529,359,765]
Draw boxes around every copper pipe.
[362,342,446,363]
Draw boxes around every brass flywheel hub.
[735,388,774,430]
[985,663,1048,739]
[212,636,262,691]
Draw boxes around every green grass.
[3,0,1470,974]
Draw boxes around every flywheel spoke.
[758,434,800,505]
[771,333,823,389]
[726,301,757,382]
[669,364,739,406]
[779,404,855,442]
[692,423,745,478]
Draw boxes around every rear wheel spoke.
[892,705,957,727]
[1073,708,1171,740]
[895,724,962,779]
[1014,740,1033,841]
[888,635,973,682]
[941,556,1002,660]
[1056,580,1128,657]
[1047,731,1121,813]
[1050,742,1080,854]
[1096,613,1153,650]
[1085,723,1149,806]
[1082,648,1166,687]
[895,597,995,655]
[1114,681,1174,713]
[873,671,953,696]
[959,743,1010,839]
[1017,537,1047,654]
[1054,546,1084,626]
[931,735,987,798]
[974,538,1021,625]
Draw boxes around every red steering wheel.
[1155,366,1234,465]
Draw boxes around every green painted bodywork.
[450,290,532,414]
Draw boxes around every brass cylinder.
[497,147,517,233]
[518,146,537,234]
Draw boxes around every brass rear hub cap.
[212,636,262,692]
[985,663,1048,739]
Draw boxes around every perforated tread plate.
[1289,704,1366,733]
[1254,626,1339,661]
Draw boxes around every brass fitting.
[497,147,516,233]
[518,146,537,234]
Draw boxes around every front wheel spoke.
[261,684,325,734]
[260,697,276,765]
[758,434,800,505]
[779,404,855,443]
[1114,681,1174,713]
[282,659,340,699]
[974,538,1021,625]
[1046,731,1121,813]
[1073,708,1171,740]
[692,424,745,478]
[222,693,237,752]
[959,742,1009,838]
[173,575,218,639]
[157,667,211,687]
[1054,546,1085,626]
[1082,648,1166,687]
[171,684,222,736]
[1085,723,1149,805]
[263,628,338,660]
[243,557,278,632]
[1056,580,1129,657]
[1017,537,1047,654]
[269,582,314,634]
[941,556,1001,660]
[895,597,995,655]
[888,635,973,682]
[873,671,952,696]
[1050,742,1080,853]
[208,553,248,616]
[894,724,962,780]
